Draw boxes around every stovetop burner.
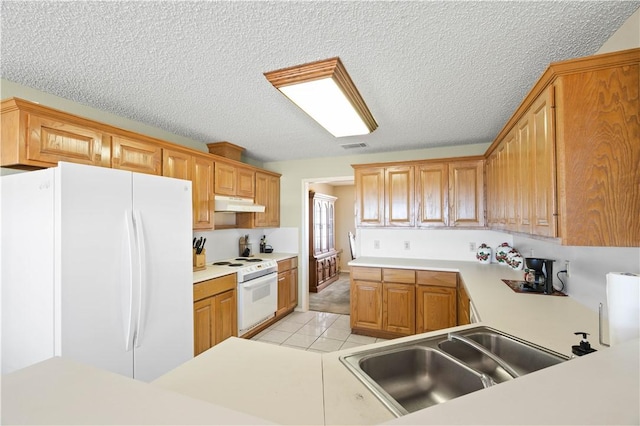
[228,263,244,267]
[234,257,264,262]
[246,258,263,262]
[213,261,232,265]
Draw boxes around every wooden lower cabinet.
[277,257,298,316]
[416,270,457,333]
[416,285,457,333]
[193,274,237,356]
[383,283,415,335]
[351,266,459,338]
[351,279,383,331]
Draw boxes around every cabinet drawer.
[193,273,236,302]
[277,257,298,272]
[383,268,415,284]
[352,267,382,281]
[416,270,457,288]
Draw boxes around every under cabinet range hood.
[214,195,265,213]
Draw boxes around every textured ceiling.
[1,1,638,162]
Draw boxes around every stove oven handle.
[241,273,277,289]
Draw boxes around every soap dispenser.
[572,332,597,356]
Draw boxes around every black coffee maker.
[524,258,555,294]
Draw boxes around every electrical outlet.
[469,242,476,252]
[565,260,571,277]
[374,240,380,249]
[404,241,410,250]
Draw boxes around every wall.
[0,79,210,154]
[596,8,639,54]
[334,185,356,271]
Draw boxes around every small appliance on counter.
[523,257,555,294]
[239,235,252,257]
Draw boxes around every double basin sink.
[339,326,569,417]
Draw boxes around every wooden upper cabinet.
[554,58,639,246]
[214,161,255,198]
[1,99,111,168]
[385,166,414,227]
[448,159,485,227]
[237,167,255,198]
[486,48,638,246]
[253,172,280,228]
[192,155,215,230]
[355,167,385,227]
[162,148,192,181]
[111,136,161,175]
[416,162,448,227]
[516,114,532,233]
[162,149,214,230]
[530,86,557,238]
[214,161,236,196]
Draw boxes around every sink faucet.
[448,333,520,379]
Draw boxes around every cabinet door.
[288,268,298,310]
[355,167,384,227]
[351,280,382,331]
[516,114,532,234]
[27,114,109,167]
[214,162,236,196]
[237,167,255,198]
[193,298,214,356]
[192,156,215,230]
[162,149,192,181]
[213,290,237,346]
[383,283,415,335]
[385,166,414,227]
[277,272,289,316]
[112,136,161,175]
[504,131,518,230]
[416,163,448,227]
[448,159,485,227]
[416,285,457,333]
[254,172,280,228]
[530,86,557,237]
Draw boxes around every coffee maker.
[524,258,555,294]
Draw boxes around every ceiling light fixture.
[264,57,378,137]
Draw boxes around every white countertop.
[153,337,325,425]
[193,252,298,283]
[1,356,272,425]
[5,255,637,425]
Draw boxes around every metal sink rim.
[339,326,570,417]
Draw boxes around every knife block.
[193,249,206,271]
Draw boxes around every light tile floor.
[251,311,389,352]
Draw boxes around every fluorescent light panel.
[264,57,377,138]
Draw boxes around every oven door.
[237,272,277,336]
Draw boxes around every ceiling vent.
[340,142,368,150]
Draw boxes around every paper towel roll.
[606,272,640,345]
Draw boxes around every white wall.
[596,8,639,54]
[334,185,356,271]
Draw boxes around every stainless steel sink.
[339,326,569,417]
[439,331,566,381]
[356,346,487,415]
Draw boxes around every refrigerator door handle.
[123,211,137,352]
[133,210,147,348]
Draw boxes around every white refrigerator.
[1,162,194,382]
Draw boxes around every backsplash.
[358,228,514,262]
[357,228,640,313]
[193,227,299,262]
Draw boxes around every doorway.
[302,177,354,315]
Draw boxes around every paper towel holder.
[598,303,611,348]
